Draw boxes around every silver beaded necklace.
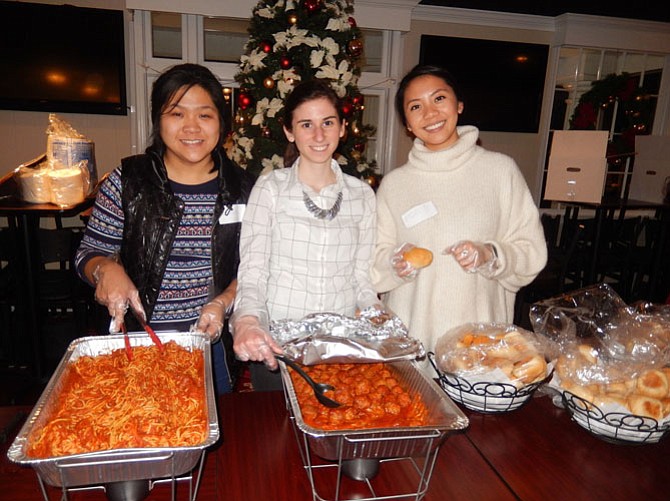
[302,190,343,220]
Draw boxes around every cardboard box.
[544,130,609,204]
[628,135,670,204]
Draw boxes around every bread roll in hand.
[403,247,433,269]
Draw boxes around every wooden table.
[0,172,95,378]
[2,390,669,501]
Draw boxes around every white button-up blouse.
[233,158,378,327]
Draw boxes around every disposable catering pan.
[281,360,469,461]
[7,332,219,489]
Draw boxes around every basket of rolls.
[530,284,670,444]
[429,322,556,413]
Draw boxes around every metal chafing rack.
[7,332,219,501]
[280,360,469,501]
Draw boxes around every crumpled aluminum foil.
[270,309,426,365]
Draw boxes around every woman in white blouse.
[231,79,380,390]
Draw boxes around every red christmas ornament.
[347,38,363,58]
[352,95,364,107]
[237,92,253,110]
[280,55,292,69]
[348,17,357,28]
[341,99,354,117]
[260,40,273,53]
[302,0,322,14]
[354,142,366,152]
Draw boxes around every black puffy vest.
[119,148,255,330]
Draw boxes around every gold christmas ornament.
[287,10,298,25]
[263,77,275,89]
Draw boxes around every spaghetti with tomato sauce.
[27,341,207,458]
[289,363,429,430]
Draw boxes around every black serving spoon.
[276,355,342,408]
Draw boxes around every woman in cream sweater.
[372,64,547,371]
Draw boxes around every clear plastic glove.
[357,303,393,325]
[391,242,419,281]
[444,240,498,274]
[92,258,144,333]
[193,298,226,342]
[232,315,283,370]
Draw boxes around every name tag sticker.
[401,201,438,228]
[218,204,246,224]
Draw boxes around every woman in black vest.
[75,63,255,393]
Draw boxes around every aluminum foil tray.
[7,332,219,488]
[281,360,468,460]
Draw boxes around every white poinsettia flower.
[261,154,284,175]
[267,98,283,117]
[326,17,349,32]
[319,37,340,56]
[275,69,301,98]
[356,162,368,173]
[251,97,284,126]
[229,143,246,166]
[285,0,296,10]
[274,26,315,50]
[256,7,274,18]
[336,155,348,166]
[310,50,325,67]
[240,50,267,71]
[315,60,352,97]
[235,136,254,161]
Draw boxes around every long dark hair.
[148,63,227,156]
[394,64,462,128]
[282,79,344,168]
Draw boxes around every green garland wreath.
[569,72,652,155]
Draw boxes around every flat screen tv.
[0,1,127,116]
[419,35,548,133]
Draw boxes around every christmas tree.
[226,0,379,183]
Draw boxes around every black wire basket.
[561,391,670,444]
[428,352,548,413]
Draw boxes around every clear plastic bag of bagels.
[529,283,670,368]
[433,322,559,386]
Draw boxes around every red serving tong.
[130,306,164,353]
[120,321,133,361]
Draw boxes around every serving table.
[2,390,669,501]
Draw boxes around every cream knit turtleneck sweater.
[372,126,547,371]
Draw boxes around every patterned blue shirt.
[75,167,218,330]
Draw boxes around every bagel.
[562,381,597,407]
[511,354,547,385]
[635,369,669,399]
[602,380,635,398]
[627,394,663,420]
[402,247,433,269]
[593,393,628,410]
[577,344,599,364]
[661,397,670,417]
[481,356,515,379]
